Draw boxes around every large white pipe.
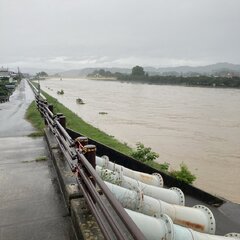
[126,209,174,240]
[96,155,164,187]
[125,210,240,240]
[96,166,185,205]
[105,181,215,234]
[174,224,240,240]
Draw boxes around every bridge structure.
[0,79,239,240]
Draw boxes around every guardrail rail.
[29,80,146,240]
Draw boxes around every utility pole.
[17,67,22,81]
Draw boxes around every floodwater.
[40,78,240,203]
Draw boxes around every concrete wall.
[44,128,104,240]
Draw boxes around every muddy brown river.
[40,78,240,203]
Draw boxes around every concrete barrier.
[44,128,104,240]
[44,128,82,206]
[70,199,104,240]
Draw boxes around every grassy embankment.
[25,90,196,182]
[25,91,132,155]
[25,101,45,137]
[25,91,164,170]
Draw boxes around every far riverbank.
[117,75,240,89]
[86,67,240,88]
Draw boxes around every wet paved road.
[0,80,76,240]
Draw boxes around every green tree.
[36,71,48,77]
[131,66,145,76]
[98,69,106,76]
[171,163,196,184]
[131,142,159,163]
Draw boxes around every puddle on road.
[21,155,47,163]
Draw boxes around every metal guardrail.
[28,80,146,240]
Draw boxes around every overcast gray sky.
[1,0,240,71]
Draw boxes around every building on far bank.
[0,67,10,79]
[0,67,19,83]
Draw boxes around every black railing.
[29,81,146,240]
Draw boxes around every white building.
[0,67,10,79]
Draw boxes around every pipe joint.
[159,214,175,240]
[152,172,164,187]
[101,155,110,168]
[193,205,216,234]
[225,233,240,238]
[170,187,185,206]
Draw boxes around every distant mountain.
[145,63,240,76]
[51,63,240,78]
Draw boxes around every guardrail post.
[84,144,96,186]
[47,104,54,126]
[56,113,66,129]
[44,117,48,125]
[75,136,88,148]
[84,145,96,169]
[42,100,48,125]
[48,104,53,113]
[37,82,40,96]
[79,136,88,146]
[39,100,44,117]
[59,116,66,129]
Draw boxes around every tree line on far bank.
[88,66,240,88]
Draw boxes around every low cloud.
[0,56,211,70]
[1,55,212,73]
[1,0,240,72]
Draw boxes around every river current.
[40,78,240,203]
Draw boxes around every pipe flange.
[159,214,174,240]
[135,186,144,209]
[225,233,240,238]
[170,187,185,206]
[101,155,110,168]
[117,167,124,182]
[152,172,164,187]
[193,205,216,234]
